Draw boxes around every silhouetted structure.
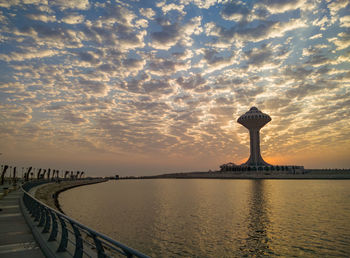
[42,169,47,179]
[219,106,305,174]
[1,165,9,185]
[37,168,42,179]
[237,107,271,166]
[219,162,239,171]
[1,164,87,183]
[12,167,17,185]
[54,170,59,179]
[25,167,32,181]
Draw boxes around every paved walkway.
[0,186,45,258]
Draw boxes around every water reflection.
[143,179,251,257]
[239,180,271,257]
[60,180,350,257]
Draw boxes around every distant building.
[219,162,239,171]
[219,106,304,174]
[220,163,304,174]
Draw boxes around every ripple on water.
[59,179,350,257]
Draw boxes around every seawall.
[34,178,108,213]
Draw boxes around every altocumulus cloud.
[0,0,349,175]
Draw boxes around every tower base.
[241,157,271,167]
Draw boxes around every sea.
[59,179,350,257]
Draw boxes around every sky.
[0,0,349,176]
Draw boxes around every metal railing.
[21,181,149,258]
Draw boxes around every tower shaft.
[245,129,268,166]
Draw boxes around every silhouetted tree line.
[0,164,86,185]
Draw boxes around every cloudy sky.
[0,0,349,176]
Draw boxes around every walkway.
[0,186,45,258]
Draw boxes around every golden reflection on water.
[239,180,271,257]
[59,179,350,257]
[266,180,350,257]
[144,180,252,256]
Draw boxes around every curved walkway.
[0,187,44,258]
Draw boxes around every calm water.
[59,179,350,257]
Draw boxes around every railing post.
[38,205,45,227]
[125,251,133,258]
[70,221,83,258]
[48,210,58,241]
[25,193,35,215]
[57,215,68,252]
[34,201,42,222]
[42,208,51,233]
[23,193,30,212]
[91,233,107,258]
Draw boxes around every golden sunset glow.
[0,0,349,176]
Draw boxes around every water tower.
[237,107,271,166]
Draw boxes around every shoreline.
[138,170,350,180]
[33,173,350,211]
[141,175,350,180]
[34,179,108,213]
[140,176,350,180]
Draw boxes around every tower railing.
[20,181,149,258]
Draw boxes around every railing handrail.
[21,180,149,258]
